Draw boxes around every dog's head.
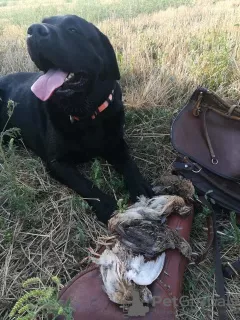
[27,15,120,102]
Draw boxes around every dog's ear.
[92,26,120,80]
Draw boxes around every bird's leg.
[97,235,117,246]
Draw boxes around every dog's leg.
[47,160,117,223]
[103,141,153,202]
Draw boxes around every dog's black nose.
[27,23,49,37]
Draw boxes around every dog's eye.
[68,28,77,33]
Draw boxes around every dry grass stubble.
[0,0,240,319]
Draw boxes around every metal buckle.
[212,158,218,165]
[70,115,74,123]
[192,163,202,173]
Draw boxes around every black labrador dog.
[0,15,153,223]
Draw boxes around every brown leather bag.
[57,211,193,320]
[171,87,240,320]
[171,86,240,214]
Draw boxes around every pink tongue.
[31,69,68,101]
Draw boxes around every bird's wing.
[126,252,166,285]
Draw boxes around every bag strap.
[173,158,240,202]
[202,108,219,165]
[193,89,240,120]
[192,214,214,265]
[199,196,227,320]
[192,90,240,164]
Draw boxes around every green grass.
[0,0,194,28]
[9,277,73,320]
[189,30,235,90]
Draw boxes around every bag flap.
[171,87,240,181]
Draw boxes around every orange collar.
[70,89,114,123]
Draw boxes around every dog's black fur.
[0,15,153,223]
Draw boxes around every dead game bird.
[93,241,165,304]
[115,219,192,259]
[109,195,191,232]
[92,192,193,305]
[153,175,195,200]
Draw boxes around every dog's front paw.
[91,194,117,224]
[128,177,154,202]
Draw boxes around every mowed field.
[0,0,240,319]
